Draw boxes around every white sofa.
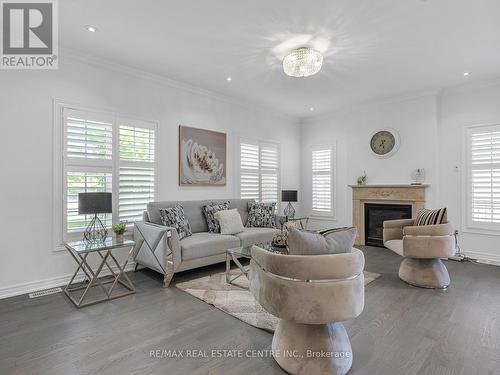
[133,199,279,287]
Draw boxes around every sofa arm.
[383,219,415,243]
[403,223,453,237]
[133,222,181,287]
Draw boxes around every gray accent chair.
[383,219,455,288]
[249,245,365,375]
[133,199,280,287]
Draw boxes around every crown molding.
[60,47,298,123]
[300,87,441,124]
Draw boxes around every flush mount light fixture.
[283,47,323,78]
[463,72,470,76]
[226,77,232,81]
[309,107,315,112]
[85,25,97,33]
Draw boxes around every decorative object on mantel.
[281,190,298,219]
[179,125,226,186]
[411,168,426,185]
[370,128,400,158]
[78,192,112,242]
[357,171,367,186]
[112,223,126,242]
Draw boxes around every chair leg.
[399,257,450,289]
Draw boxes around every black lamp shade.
[281,190,298,202]
[78,192,112,215]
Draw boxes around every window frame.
[462,123,500,236]
[310,144,336,219]
[52,100,158,249]
[237,137,281,205]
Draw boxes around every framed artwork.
[179,125,227,186]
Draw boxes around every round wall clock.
[369,128,400,158]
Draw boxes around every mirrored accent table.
[63,238,136,308]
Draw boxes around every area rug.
[176,270,380,332]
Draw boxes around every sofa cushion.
[203,201,230,233]
[415,207,447,226]
[235,227,279,247]
[159,204,192,240]
[246,202,276,228]
[215,208,245,235]
[180,232,240,261]
[385,239,404,256]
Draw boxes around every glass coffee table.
[226,242,288,285]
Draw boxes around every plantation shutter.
[311,146,333,215]
[467,125,500,229]
[118,123,156,223]
[239,140,280,203]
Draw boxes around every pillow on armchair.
[288,227,357,255]
[415,208,447,226]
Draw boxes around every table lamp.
[281,190,298,219]
[78,192,112,242]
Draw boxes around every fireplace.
[364,203,412,247]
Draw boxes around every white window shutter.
[312,146,334,215]
[239,140,280,203]
[468,125,500,228]
[118,124,156,224]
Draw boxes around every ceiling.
[60,0,500,118]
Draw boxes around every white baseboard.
[463,250,500,266]
[0,262,136,300]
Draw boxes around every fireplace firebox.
[364,203,412,247]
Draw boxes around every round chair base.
[272,320,353,375]
[399,258,450,289]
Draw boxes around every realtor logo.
[1,0,58,69]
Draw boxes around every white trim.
[52,99,159,250]
[0,262,136,300]
[461,122,500,236]
[462,250,500,266]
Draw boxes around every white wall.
[300,94,440,228]
[0,55,301,297]
[300,84,500,263]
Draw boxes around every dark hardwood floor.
[1,246,500,375]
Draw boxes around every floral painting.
[179,125,226,185]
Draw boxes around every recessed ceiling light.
[309,107,314,112]
[85,25,97,33]
[463,72,470,76]
[226,77,232,82]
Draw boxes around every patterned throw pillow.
[415,208,447,226]
[203,201,230,233]
[159,204,192,240]
[246,202,276,228]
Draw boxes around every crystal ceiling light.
[283,47,323,78]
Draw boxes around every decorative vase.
[411,168,425,185]
[115,234,124,242]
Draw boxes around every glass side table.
[63,238,136,308]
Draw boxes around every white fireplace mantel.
[349,184,429,246]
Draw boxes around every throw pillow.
[159,204,192,240]
[203,201,230,233]
[246,202,276,228]
[415,208,447,226]
[214,209,245,235]
[288,227,357,255]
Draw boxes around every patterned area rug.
[176,270,380,332]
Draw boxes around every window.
[239,139,280,203]
[465,124,500,232]
[61,107,157,241]
[311,145,335,216]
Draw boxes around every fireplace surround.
[349,184,428,246]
